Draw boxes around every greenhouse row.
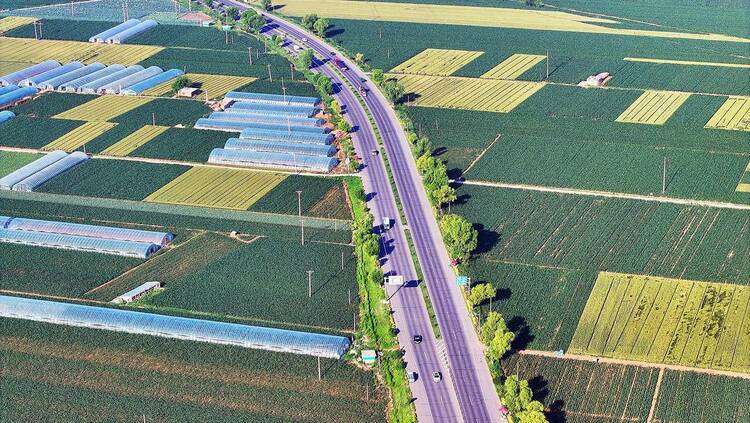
[121,68,184,95]
[226,101,318,118]
[0,295,351,358]
[0,60,59,86]
[209,111,324,127]
[0,86,37,109]
[0,216,171,258]
[224,138,336,157]
[0,150,88,192]
[225,91,320,107]
[89,18,158,44]
[208,148,339,173]
[195,118,330,134]
[0,111,15,125]
[240,128,334,145]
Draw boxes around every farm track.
[518,349,750,380]
[457,179,750,210]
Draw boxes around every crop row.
[0,36,162,66]
[389,48,483,76]
[42,121,116,151]
[615,90,691,125]
[54,96,154,122]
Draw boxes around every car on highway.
[432,372,442,383]
[412,334,423,344]
[408,372,417,383]
[302,37,308,42]
[371,149,378,156]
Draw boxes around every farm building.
[0,295,351,358]
[111,281,161,303]
[225,91,320,107]
[240,127,334,145]
[208,148,339,172]
[89,19,142,43]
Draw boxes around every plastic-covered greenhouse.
[0,150,67,190]
[0,85,19,96]
[0,111,14,125]
[0,216,10,228]
[39,63,106,91]
[0,86,38,109]
[20,62,84,88]
[79,65,144,94]
[225,91,320,107]
[227,101,318,117]
[0,295,351,358]
[225,138,336,157]
[240,128,334,145]
[0,60,60,86]
[12,151,88,192]
[6,218,173,246]
[89,19,141,43]
[107,19,158,44]
[0,229,160,258]
[121,68,183,95]
[209,111,324,127]
[209,148,338,172]
[196,118,329,134]
[99,66,162,94]
[59,64,125,92]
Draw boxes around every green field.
[10,92,97,118]
[0,151,40,177]
[653,370,750,423]
[0,116,82,149]
[128,127,229,162]
[0,317,385,423]
[250,176,353,220]
[569,272,750,372]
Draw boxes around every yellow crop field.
[0,17,37,33]
[389,49,483,76]
[737,162,750,193]
[142,73,256,99]
[704,96,750,132]
[42,122,117,152]
[481,54,546,80]
[275,0,749,43]
[0,37,162,66]
[624,57,750,68]
[569,272,750,373]
[54,96,153,122]
[144,166,287,210]
[615,90,691,125]
[392,73,545,113]
[100,125,169,156]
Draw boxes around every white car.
[432,372,442,383]
[302,37,308,42]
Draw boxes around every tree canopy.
[439,214,478,263]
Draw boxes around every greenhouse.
[240,127,334,145]
[0,111,14,125]
[0,86,38,109]
[225,91,320,107]
[89,19,141,43]
[227,101,318,118]
[0,229,160,258]
[0,60,60,86]
[0,150,67,190]
[59,64,125,92]
[209,111,324,127]
[99,66,163,94]
[225,138,336,157]
[39,63,106,91]
[121,68,183,95]
[0,295,351,358]
[0,216,10,228]
[20,62,84,88]
[6,218,173,246]
[0,85,19,96]
[12,151,88,192]
[196,118,330,134]
[208,148,339,172]
[107,19,158,44]
[79,65,144,94]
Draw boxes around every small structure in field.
[361,349,377,366]
[578,72,612,88]
[111,281,161,304]
[177,87,201,98]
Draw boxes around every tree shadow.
[473,223,501,255]
[325,25,345,38]
[447,167,463,180]
[508,315,533,350]
[547,400,567,423]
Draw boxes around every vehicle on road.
[432,372,442,383]
[413,334,423,344]
[371,149,378,156]
[302,37,308,42]
[408,372,417,383]
[382,216,391,231]
[331,54,348,71]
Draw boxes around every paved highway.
[218,2,501,421]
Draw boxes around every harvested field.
[0,60,29,75]
[480,53,546,80]
[54,96,153,122]
[0,16,36,33]
[737,162,750,193]
[704,96,750,131]
[142,73,256,99]
[100,125,169,156]
[0,37,162,66]
[42,121,116,152]
[144,167,287,210]
[0,151,41,177]
[569,272,750,372]
[389,48,483,76]
[392,73,545,113]
[615,90,691,125]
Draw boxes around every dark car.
[413,335,423,344]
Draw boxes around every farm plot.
[37,159,190,201]
[704,96,750,131]
[502,353,659,423]
[100,125,169,156]
[569,272,750,372]
[10,92,97,118]
[389,48,483,76]
[0,318,386,423]
[0,37,162,65]
[128,127,228,162]
[41,121,116,152]
[0,18,113,42]
[0,151,41,177]
[392,73,545,113]
[737,162,750,193]
[250,175,352,220]
[623,57,750,69]
[0,60,29,75]
[142,73,256,99]
[54,96,153,122]
[0,16,36,33]
[480,53,546,80]
[144,166,287,210]
[0,116,82,149]
[615,90,691,125]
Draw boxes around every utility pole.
[267,64,273,82]
[248,47,252,65]
[70,1,74,16]
[662,157,667,194]
[348,287,351,304]
[290,63,295,80]
[300,219,305,245]
[307,270,313,297]
[295,190,302,216]
[546,50,550,80]
[353,312,356,332]
[341,251,344,270]
[151,112,155,126]
[317,356,321,380]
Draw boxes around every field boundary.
[646,367,665,423]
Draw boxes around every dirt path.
[463,133,502,176]
[519,349,750,380]
[646,367,665,423]
[457,179,750,211]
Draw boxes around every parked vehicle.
[382,216,391,231]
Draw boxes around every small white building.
[177,87,201,98]
[111,281,161,304]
